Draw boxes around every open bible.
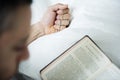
[40,35,120,80]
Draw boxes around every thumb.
[51,3,68,12]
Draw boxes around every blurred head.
[0,0,32,79]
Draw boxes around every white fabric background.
[19,0,120,79]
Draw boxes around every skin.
[28,3,70,43]
[0,5,31,80]
[0,3,70,80]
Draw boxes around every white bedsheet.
[19,0,120,79]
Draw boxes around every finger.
[55,20,70,26]
[60,26,66,30]
[53,25,66,30]
[50,26,58,33]
[50,3,68,12]
[57,8,69,15]
[54,25,60,30]
[57,14,70,20]
[45,26,57,34]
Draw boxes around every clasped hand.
[40,3,71,34]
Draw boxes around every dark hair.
[0,0,32,35]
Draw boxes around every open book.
[40,35,120,80]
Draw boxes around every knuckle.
[55,20,58,24]
[56,20,60,24]
[56,15,59,19]
[57,15,61,19]
[57,10,63,14]
[54,25,60,29]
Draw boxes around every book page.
[69,37,111,77]
[41,36,112,80]
[90,64,120,80]
[42,55,90,80]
